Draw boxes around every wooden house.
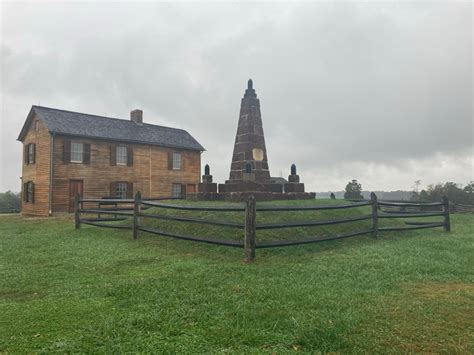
[17,106,204,216]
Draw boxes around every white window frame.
[172,183,182,198]
[28,144,35,164]
[116,146,127,166]
[116,182,127,199]
[70,142,84,163]
[172,153,182,170]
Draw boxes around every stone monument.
[190,79,315,201]
[198,164,217,193]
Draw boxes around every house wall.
[51,135,201,213]
[21,116,51,216]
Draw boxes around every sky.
[0,1,472,193]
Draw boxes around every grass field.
[1,199,473,353]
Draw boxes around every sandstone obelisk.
[192,78,315,201]
[228,79,271,182]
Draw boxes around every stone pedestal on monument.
[198,164,217,192]
[284,164,306,193]
[188,164,222,201]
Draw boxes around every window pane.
[28,144,34,164]
[71,142,84,163]
[116,182,127,199]
[172,184,182,198]
[27,182,33,203]
[172,153,181,170]
[116,146,127,165]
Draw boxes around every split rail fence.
[74,193,451,262]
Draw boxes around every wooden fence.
[0,208,20,214]
[452,203,474,213]
[74,192,450,262]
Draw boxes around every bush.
[0,191,21,213]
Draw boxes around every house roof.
[18,106,205,151]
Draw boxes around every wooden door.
[69,180,83,213]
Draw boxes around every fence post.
[442,195,451,232]
[133,191,141,240]
[244,194,256,262]
[74,193,81,229]
[370,192,378,238]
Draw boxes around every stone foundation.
[198,182,217,193]
[218,180,283,193]
[187,191,316,202]
[284,183,305,193]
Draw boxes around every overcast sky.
[0,1,472,193]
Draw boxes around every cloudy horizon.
[1,1,472,193]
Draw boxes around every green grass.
[1,199,473,353]
[127,198,416,242]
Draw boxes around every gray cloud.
[1,1,472,192]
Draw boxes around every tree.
[413,180,421,193]
[344,179,363,200]
[424,182,472,204]
[463,181,474,204]
[0,191,21,212]
[418,189,430,202]
[410,180,421,201]
[464,182,473,193]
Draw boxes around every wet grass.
[135,198,401,243]
[0,200,472,353]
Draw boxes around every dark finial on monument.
[244,78,257,99]
[204,164,210,176]
[291,163,297,176]
[245,162,252,174]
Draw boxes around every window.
[172,153,181,170]
[172,183,182,198]
[27,144,35,164]
[25,181,34,203]
[116,146,127,165]
[70,142,84,163]
[116,182,127,199]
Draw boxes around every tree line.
[0,191,21,213]
[411,182,473,205]
[342,179,473,205]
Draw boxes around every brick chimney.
[130,109,143,124]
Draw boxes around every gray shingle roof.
[18,106,205,151]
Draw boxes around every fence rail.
[452,203,474,213]
[0,208,20,214]
[74,192,451,262]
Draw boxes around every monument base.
[284,183,305,193]
[218,180,283,193]
[197,182,217,193]
[187,191,316,202]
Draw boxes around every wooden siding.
[51,136,201,213]
[21,116,51,216]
